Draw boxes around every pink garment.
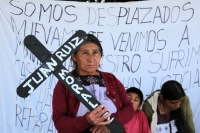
[124,110,151,133]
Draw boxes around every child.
[124,87,151,133]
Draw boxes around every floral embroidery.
[76,76,82,83]
[86,75,98,84]
[159,127,162,132]
[101,78,106,86]
[74,73,106,87]
[165,126,168,131]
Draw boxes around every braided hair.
[160,80,188,133]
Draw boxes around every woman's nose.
[175,102,181,108]
[87,54,95,61]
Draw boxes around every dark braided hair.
[160,80,188,133]
[70,33,103,69]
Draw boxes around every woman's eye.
[94,51,99,54]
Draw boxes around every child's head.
[126,87,143,111]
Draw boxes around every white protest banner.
[0,0,200,132]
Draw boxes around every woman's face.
[164,97,185,111]
[72,42,101,75]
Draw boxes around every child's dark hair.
[126,87,143,106]
[161,80,188,133]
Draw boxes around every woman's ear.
[160,94,164,102]
[71,54,76,62]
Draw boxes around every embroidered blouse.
[156,107,177,133]
[74,73,117,116]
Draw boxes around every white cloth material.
[155,120,178,133]
[76,84,117,116]
[147,91,160,133]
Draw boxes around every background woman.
[52,33,134,133]
[142,80,195,133]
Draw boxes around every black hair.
[160,80,188,133]
[71,33,103,68]
[160,80,186,100]
[126,87,143,106]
